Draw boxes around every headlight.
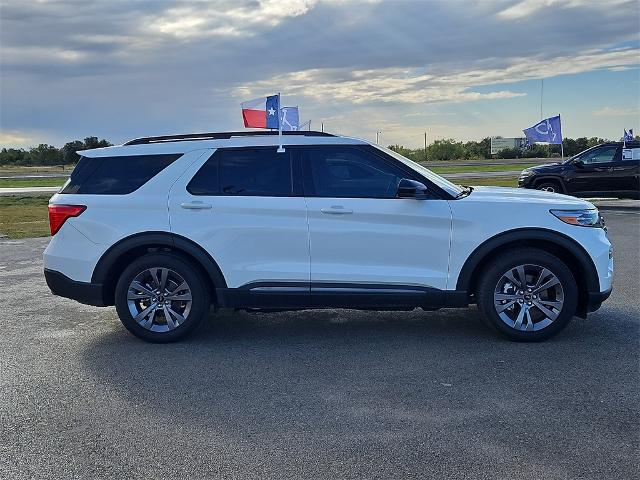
[550,209,603,227]
[518,169,534,180]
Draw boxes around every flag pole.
[277,92,285,153]
[559,113,564,159]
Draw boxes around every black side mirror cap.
[396,178,429,199]
[573,159,584,168]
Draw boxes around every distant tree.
[83,136,111,150]
[27,144,63,166]
[427,139,466,161]
[0,148,28,165]
[62,140,85,164]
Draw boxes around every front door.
[299,145,452,307]
[168,147,310,306]
[565,145,621,196]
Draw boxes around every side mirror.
[396,178,429,199]
[573,159,584,168]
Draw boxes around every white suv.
[44,131,613,342]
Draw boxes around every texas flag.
[241,95,280,129]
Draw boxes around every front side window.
[578,146,619,165]
[373,145,463,197]
[302,146,405,198]
[188,148,292,196]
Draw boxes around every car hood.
[527,162,564,172]
[463,185,594,209]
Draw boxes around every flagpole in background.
[540,79,544,120]
[277,92,285,153]
[560,114,564,158]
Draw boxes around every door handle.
[180,201,212,210]
[320,206,353,215]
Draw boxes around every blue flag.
[523,115,563,144]
[624,129,634,142]
[280,106,300,131]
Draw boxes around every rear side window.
[61,154,181,195]
[187,148,292,196]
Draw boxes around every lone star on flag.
[268,107,276,116]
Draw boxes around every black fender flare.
[455,227,600,293]
[92,231,227,302]
[531,175,566,193]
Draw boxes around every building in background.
[490,137,527,156]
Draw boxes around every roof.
[79,130,367,158]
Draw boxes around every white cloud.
[144,0,319,39]
[593,106,640,117]
[233,47,638,106]
[498,0,631,19]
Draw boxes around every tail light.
[48,204,86,236]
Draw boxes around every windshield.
[373,144,463,197]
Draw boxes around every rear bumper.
[44,268,107,307]
[586,287,612,314]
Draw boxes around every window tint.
[579,146,619,164]
[186,156,218,195]
[303,147,405,198]
[188,148,292,196]
[61,154,180,195]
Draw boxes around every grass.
[457,176,518,187]
[0,177,65,188]
[429,163,539,174]
[0,195,51,239]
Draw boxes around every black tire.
[114,253,210,342]
[536,181,561,193]
[476,248,578,342]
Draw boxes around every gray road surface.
[0,186,61,195]
[1,213,638,479]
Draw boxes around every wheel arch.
[456,228,599,318]
[91,231,227,306]
[532,176,566,193]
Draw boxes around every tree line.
[0,134,632,166]
[388,136,620,162]
[0,137,112,166]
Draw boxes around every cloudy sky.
[1,0,638,148]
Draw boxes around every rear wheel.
[477,248,578,341]
[115,253,210,342]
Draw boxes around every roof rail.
[124,130,335,146]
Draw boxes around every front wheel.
[476,248,578,341]
[114,253,210,342]
[536,181,560,193]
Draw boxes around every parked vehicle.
[519,141,640,198]
[44,131,613,342]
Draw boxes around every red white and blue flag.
[241,95,280,129]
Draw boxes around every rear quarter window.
[61,154,181,195]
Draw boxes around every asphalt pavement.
[1,213,638,479]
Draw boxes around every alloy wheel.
[126,267,193,332]
[493,264,564,332]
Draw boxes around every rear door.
[565,145,620,196]
[168,147,310,304]
[617,144,640,196]
[299,145,452,307]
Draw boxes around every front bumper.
[518,175,536,189]
[44,268,107,307]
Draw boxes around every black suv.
[518,142,639,199]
